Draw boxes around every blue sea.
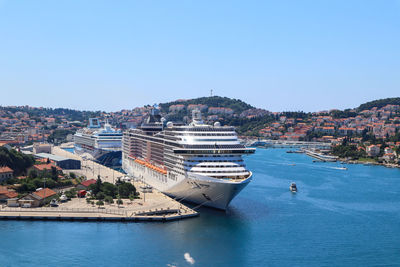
[1,149,400,266]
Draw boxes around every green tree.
[28,169,38,179]
[101,182,117,198]
[104,196,114,204]
[89,176,102,195]
[96,192,105,200]
[51,166,58,181]
[117,182,136,198]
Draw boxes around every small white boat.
[289,182,297,193]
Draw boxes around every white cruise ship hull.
[75,145,122,167]
[165,173,252,210]
[123,158,252,210]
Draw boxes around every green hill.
[357,97,400,111]
[159,96,254,114]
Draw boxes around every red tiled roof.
[0,166,13,174]
[0,186,9,194]
[33,188,57,199]
[4,191,18,198]
[33,164,62,171]
[81,179,96,187]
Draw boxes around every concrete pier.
[1,146,199,222]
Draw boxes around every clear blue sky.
[0,0,399,112]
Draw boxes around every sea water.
[1,149,399,266]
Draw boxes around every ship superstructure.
[74,118,123,166]
[122,109,255,210]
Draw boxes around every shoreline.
[337,158,400,169]
[261,146,400,169]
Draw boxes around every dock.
[0,205,198,222]
[304,149,338,162]
[0,146,199,222]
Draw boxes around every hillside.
[0,147,34,176]
[0,106,102,122]
[357,97,400,111]
[158,96,254,114]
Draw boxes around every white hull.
[123,158,251,210]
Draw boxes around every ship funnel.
[191,109,204,125]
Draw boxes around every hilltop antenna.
[210,89,213,97]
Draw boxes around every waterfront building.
[366,145,380,157]
[18,188,57,207]
[0,186,18,202]
[34,153,81,170]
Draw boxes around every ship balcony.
[189,171,252,182]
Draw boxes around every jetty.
[304,149,338,162]
[250,139,331,149]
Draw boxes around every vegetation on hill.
[357,97,400,111]
[0,147,34,175]
[223,115,276,136]
[159,96,254,114]
[48,129,75,145]
[0,106,102,122]
[330,109,358,119]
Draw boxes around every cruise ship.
[122,109,255,210]
[74,118,123,167]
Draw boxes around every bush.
[69,172,76,179]
[96,200,104,206]
[104,196,114,204]
[117,182,137,198]
[116,199,123,205]
[65,188,77,199]
[96,192,106,200]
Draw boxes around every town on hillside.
[1,97,400,166]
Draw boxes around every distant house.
[383,153,396,163]
[384,147,393,154]
[18,188,57,207]
[0,186,18,202]
[77,179,97,190]
[0,166,13,182]
[366,145,380,157]
[30,163,62,172]
[169,104,185,113]
[33,143,51,154]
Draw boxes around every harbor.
[2,148,400,266]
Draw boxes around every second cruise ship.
[122,109,255,210]
[74,118,123,167]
